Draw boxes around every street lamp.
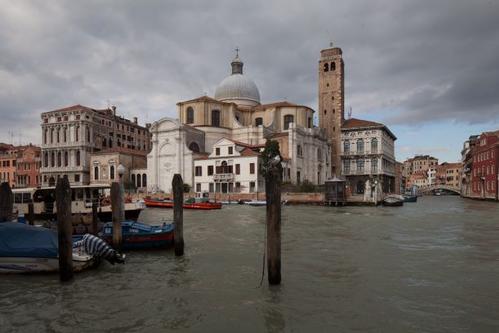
[117,164,126,182]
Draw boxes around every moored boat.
[144,197,222,210]
[100,221,174,250]
[245,200,267,207]
[403,195,418,203]
[383,195,405,207]
[0,222,96,273]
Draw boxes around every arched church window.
[110,165,115,180]
[188,142,200,153]
[255,117,263,126]
[142,174,147,187]
[357,139,364,154]
[371,138,378,153]
[330,62,336,71]
[137,174,141,187]
[324,63,329,72]
[94,166,99,180]
[284,115,294,130]
[211,110,220,127]
[186,107,194,124]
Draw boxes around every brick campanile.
[318,45,344,176]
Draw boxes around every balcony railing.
[213,173,235,182]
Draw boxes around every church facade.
[147,51,331,193]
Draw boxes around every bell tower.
[318,44,344,176]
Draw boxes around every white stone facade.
[340,118,397,194]
[147,117,205,193]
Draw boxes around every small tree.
[183,183,191,193]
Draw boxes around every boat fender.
[73,234,125,265]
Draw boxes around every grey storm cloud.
[0,0,498,145]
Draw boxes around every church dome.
[214,53,260,106]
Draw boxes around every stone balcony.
[213,173,235,182]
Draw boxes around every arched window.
[44,129,48,144]
[371,138,378,153]
[188,142,200,153]
[330,62,336,71]
[57,152,62,167]
[56,129,60,143]
[255,117,263,126]
[284,115,294,130]
[86,127,90,142]
[76,151,80,166]
[44,152,48,167]
[75,126,79,142]
[371,158,378,173]
[51,152,55,167]
[297,145,303,157]
[356,180,364,194]
[102,138,107,148]
[64,151,68,166]
[50,129,54,144]
[356,139,364,154]
[109,138,113,148]
[142,174,147,187]
[211,110,220,127]
[137,174,142,187]
[186,107,194,124]
[63,128,67,142]
[94,166,99,180]
[110,165,115,180]
[357,159,364,173]
[344,140,350,154]
[323,63,329,72]
[131,174,136,185]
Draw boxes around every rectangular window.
[235,182,241,192]
[196,183,201,192]
[74,174,80,182]
[208,165,214,176]
[249,181,256,193]
[209,183,214,192]
[195,166,202,177]
[228,146,233,155]
[250,163,255,174]
[215,183,221,192]
[216,148,220,156]
[235,164,240,175]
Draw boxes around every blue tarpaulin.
[0,223,58,258]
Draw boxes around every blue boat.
[403,195,418,203]
[100,221,174,250]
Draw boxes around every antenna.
[347,106,352,119]
[235,46,239,57]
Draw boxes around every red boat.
[144,197,222,210]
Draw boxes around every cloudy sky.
[1,0,498,162]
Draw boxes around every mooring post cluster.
[172,173,184,256]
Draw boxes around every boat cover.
[0,222,58,258]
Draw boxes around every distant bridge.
[417,185,461,195]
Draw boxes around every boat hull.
[144,199,222,210]
[100,221,175,250]
[0,254,97,274]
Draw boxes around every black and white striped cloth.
[73,234,125,265]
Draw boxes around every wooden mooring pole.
[91,202,99,235]
[0,182,13,222]
[27,203,35,225]
[266,165,282,285]
[111,182,124,251]
[172,174,184,256]
[56,176,73,282]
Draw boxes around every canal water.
[0,196,498,332]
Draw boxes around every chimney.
[133,117,138,124]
